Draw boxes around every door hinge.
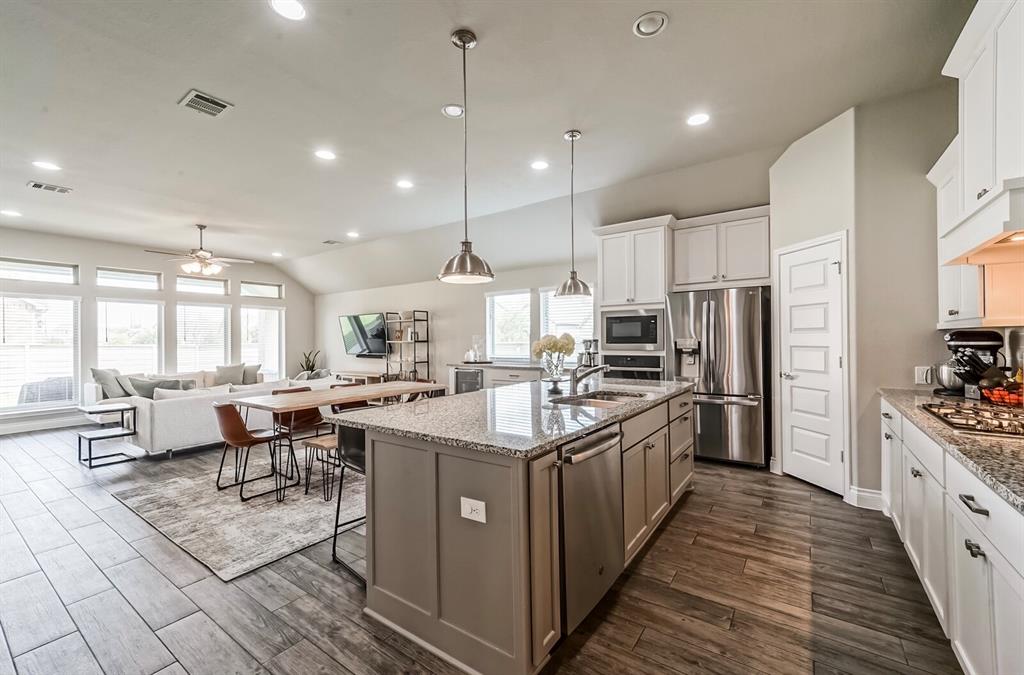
[840,450,844,464]
[831,260,842,274]
[838,355,843,368]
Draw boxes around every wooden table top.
[230,381,446,413]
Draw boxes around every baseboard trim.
[363,607,484,675]
[769,456,782,475]
[0,411,89,436]
[845,485,884,511]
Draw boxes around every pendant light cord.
[462,41,469,242]
[570,135,575,271]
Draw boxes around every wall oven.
[601,309,664,351]
[602,354,664,381]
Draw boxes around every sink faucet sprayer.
[570,364,610,395]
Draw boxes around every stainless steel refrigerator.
[666,287,770,465]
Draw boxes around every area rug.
[112,458,365,581]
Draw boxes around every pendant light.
[555,130,591,297]
[438,29,494,284]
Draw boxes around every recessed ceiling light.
[270,0,305,20]
[314,149,336,160]
[346,231,360,238]
[32,160,61,171]
[441,104,464,118]
[0,209,22,217]
[396,179,414,189]
[271,251,283,257]
[687,112,710,126]
[531,160,549,171]
[633,11,668,38]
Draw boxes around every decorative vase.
[542,352,565,393]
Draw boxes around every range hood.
[940,176,1024,266]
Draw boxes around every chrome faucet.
[570,364,610,395]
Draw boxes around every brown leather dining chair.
[213,402,290,502]
[405,378,437,402]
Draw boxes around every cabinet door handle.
[643,441,655,450]
[681,415,690,422]
[964,539,987,559]
[681,451,690,460]
[711,274,719,280]
[976,188,989,200]
[958,494,990,516]
[881,412,892,420]
[947,309,959,316]
[721,274,727,279]
[910,467,923,478]
[884,432,892,440]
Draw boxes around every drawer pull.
[910,467,923,479]
[881,412,892,420]
[682,451,690,460]
[681,415,690,422]
[947,309,959,316]
[884,432,892,440]
[958,494,990,516]
[643,441,655,450]
[976,188,989,200]
[964,539,987,559]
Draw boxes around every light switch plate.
[460,497,486,524]
[914,366,933,385]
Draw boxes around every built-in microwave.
[601,309,664,351]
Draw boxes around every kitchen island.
[325,378,694,675]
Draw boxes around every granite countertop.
[325,378,693,459]
[446,361,545,371]
[878,388,1024,514]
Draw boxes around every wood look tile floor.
[0,429,961,675]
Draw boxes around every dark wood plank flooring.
[0,429,961,674]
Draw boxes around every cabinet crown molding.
[671,204,770,230]
[595,214,675,236]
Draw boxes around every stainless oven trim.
[600,308,665,352]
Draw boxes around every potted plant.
[532,333,575,393]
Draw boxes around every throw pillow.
[180,379,197,390]
[205,384,232,395]
[293,371,310,381]
[242,363,262,385]
[214,363,246,386]
[311,368,333,380]
[115,375,140,397]
[90,367,125,399]
[127,377,182,399]
[229,379,287,393]
[153,387,206,400]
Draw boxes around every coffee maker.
[578,339,598,368]
[942,330,1005,398]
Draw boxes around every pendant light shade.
[555,130,591,297]
[439,29,494,284]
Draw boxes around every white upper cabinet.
[596,215,673,308]
[671,207,770,290]
[960,43,996,210]
[672,225,718,285]
[995,0,1024,185]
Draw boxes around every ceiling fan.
[145,224,254,275]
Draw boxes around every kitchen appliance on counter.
[944,329,1005,398]
[921,401,1024,438]
[601,309,664,351]
[667,287,770,465]
[558,425,624,633]
[601,354,663,380]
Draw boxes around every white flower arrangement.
[532,333,576,359]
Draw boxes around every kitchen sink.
[549,390,648,408]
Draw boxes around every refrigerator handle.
[700,300,709,388]
[707,299,716,383]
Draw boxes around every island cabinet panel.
[644,428,671,527]
[621,402,668,450]
[528,451,561,667]
[622,442,650,563]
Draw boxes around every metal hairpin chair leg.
[332,464,366,586]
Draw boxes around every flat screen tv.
[338,313,387,358]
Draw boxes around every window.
[240,281,283,299]
[0,258,77,285]
[0,295,79,411]
[540,289,595,364]
[97,268,161,290]
[176,304,229,371]
[97,301,161,374]
[486,291,531,360]
[176,276,228,295]
[241,307,283,380]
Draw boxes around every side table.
[76,403,138,469]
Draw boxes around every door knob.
[779,371,794,380]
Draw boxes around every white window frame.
[240,281,284,299]
[538,286,596,365]
[175,301,231,372]
[0,257,79,285]
[485,289,533,362]
[96,297,165,375]
[176,275,229,296]
[240,304,285,381]
[96,267,163,291]
[0,292,81,414]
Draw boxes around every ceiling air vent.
[322,240,342,245]
[178,89,233,117]
[26,180,72,194]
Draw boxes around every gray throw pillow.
[293,371,310,381]
[242,363,261,385]
[127,377,182,399]
[180,379,197,390]
[311,368,332,380]
[115,375,140,397]
[90,367,125,399]
[214,363,246,385]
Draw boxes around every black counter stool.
[332,425,367,586]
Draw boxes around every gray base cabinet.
[528,451,561,668]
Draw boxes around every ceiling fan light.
[555,270,592,297]
[181,261,201,274]
[438,241,494,284]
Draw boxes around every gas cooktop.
[921,401,1024,438]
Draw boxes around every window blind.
[97,300,160,374]
[486,291,531,360]
[0,295,79,410]
[176,304,229,371]
[540,289,595,363]
[240,307,282,380]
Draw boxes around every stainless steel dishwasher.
[559,424,624,633]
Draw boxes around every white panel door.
[961,44,996,210]
[673,225,718,286]
[599,233,630,306]
[631,228,665,304]
[779,238,846,494]
[719,217,769,281]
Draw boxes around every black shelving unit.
[384,310,430,382]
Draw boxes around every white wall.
[284,145,784,295]
[315,261,596,380]
[0,227,314,426]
